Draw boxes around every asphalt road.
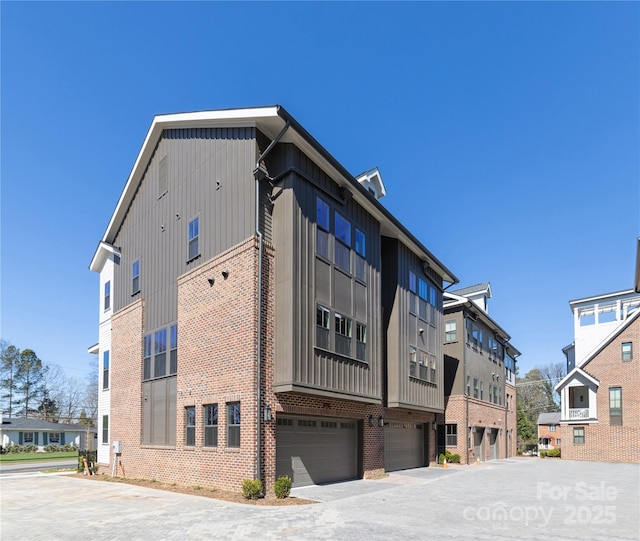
[0,459,77,474]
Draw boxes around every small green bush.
[517,450,523,456]
[540,450,547,458]
[448,453,461,464]
[241,479,263,500]
[274,476,292,499]
[546,448,561,458]
[438,453,447,464]
[22,444,38,453]
[5,443,21,454]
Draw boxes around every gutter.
[253,120,290,493]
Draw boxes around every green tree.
[0,340,21,416]
[37,389,59,422]
[14,349,47,418]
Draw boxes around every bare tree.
[539,361,566,406]
[83,357,98,427]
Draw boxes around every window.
[316,304,330,349]
[316,197,330,259]
[609,387,622,426]
[409,271,418,314]
[549,424,557,432]
[418,279,428,319]
[154,329,167,378]
[49,432,60,444]
[23,432,34,443]
[480,380,484,400]
[622,342,632,361]
[356,322,367,361]
[355,228,366,282]
[446,424,457,446]
[143,335,152,380]
[102,415,109,444]
[132,260,140,294]
[185,406,195,446]
[227,402,241,448]
[103,351,109,390]
[104,281,111,310]
[204,404,218,447]
[489,385,493,404]
[578,308,595,326]
[466,375,471,396]
[335,213,351,272]
[335,313,352,356]
[573,427,585,444]
[409,346,417,377]
[188,217,199,260]
[445,320,457,343]
[169,324,178,374]
[429,354,436,383]
[556,439,561,446]
[473,378,479,399]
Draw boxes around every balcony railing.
[568,408,590,420]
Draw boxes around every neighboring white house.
[1,416,96,451]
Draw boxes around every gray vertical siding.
[272,144,382,401]
[383,238,445,411]
[112,127,258,332]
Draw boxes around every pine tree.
[0,341,21,417]
[14,349,47,418]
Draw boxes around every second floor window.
[473,378,479,399]
[143,324,177,381]
[335,313,352,356]
[316,304,330,349]
[356,322,367,361]
[188,217,199,260]
[132,260,140,294]
[154,329,167,378]
[355,228,366,282]
[103,351,109,390]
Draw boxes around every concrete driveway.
[1,458,638,540]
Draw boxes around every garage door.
[384,422,425,471]
[276,416,358,487]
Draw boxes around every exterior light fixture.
[263,405,272,422]
[207,278,215,286]
[368,415,374,427]
[378,416,384,427]
[432,421,437,431]
[222,270,230,279]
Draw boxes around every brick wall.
[561,317,639,463]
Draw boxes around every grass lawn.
[0,451,78,464]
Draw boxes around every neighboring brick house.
[537,412,561,451]
[439,283,520,464]
[555,239,640,463]
[89,106,459,492]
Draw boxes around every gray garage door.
[276,416,358,487]
[384,421,425,471]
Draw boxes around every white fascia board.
[89,241,120,273]
[555,367,600,392]
[101,107,280,245]
[87,343,99,355]
[569,289,636,309]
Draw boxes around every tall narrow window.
[143,335,151,380]
[104,281,111,310]
[204,404,218,447]
[466,375,471,396]
[609,387,622,426]
[227,402,241,448]
[356,323,367,361]
[418,279,428,319]
[573,427,585,444]
[103,351,109,390]
[188,217,199,260]
[409,271,418,314]
[102,415,109,444]
[132,260,140,294]
[154,329,167,378]
[334,213,351,272]
[316,197,330,259]
[473,378,479,398]
[334,313,352,356]
[355,228,366,282]
[445,320,457,343]
[185,406,195,446]
[622,342,632,361]
[316,304,330,349]
[409,346,417,377]
[169,324,178,374]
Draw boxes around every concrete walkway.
[1,458,638,540]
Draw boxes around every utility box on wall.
[112,440,122,454]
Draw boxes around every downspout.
[253,120,290,491]
[464,312,469,466]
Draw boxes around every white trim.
[555,366,600,392]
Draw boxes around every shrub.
[546,448,561,458]
[6,443,21,454]
[22,444,38,453]
[540,450,547,458]
[274,476,292,499]
[448,453,461,464]
[517,450,523,456]
[438,453,447,464]
[44,444,59,453]
[241,479,263,500]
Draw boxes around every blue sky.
[2,2,638,381]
